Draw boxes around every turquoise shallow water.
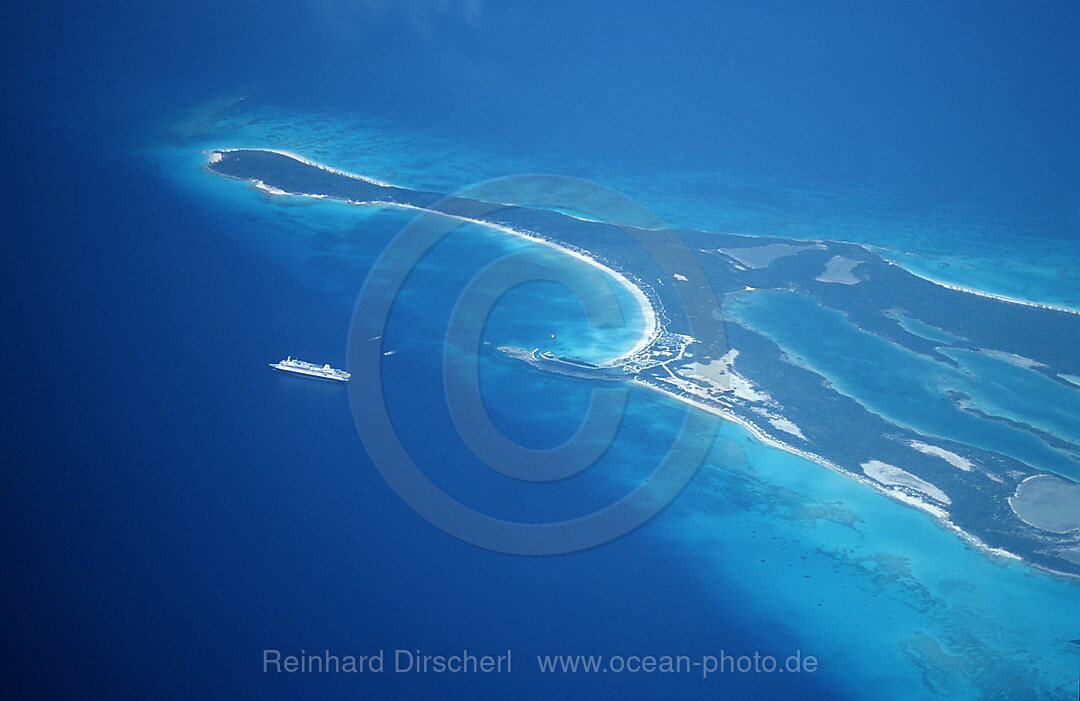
[940,348,1080,450]
[10,3,1079,697]
[146,100,1080,698]
[874,248,1080,313]
[891,312,966,345]
[726,288,1080,483]
[153,98,1080,314]
[664,419,1080,699]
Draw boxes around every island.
[205,148,1080,577]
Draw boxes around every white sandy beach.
[880,257,1080,316]
[362,200,661,364]
[207,149,660,364]
[212,147,395,187]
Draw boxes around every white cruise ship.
[269,356,350,381]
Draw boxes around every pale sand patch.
[767,416,807,441]
[750,406,807,440]
[814,255,863,284]
[719,242,824,269]
[909,440,974,472]
[1009,474,1080,533]
[678,348,770,402]
[862,460,951,505]
[728,371,770,402]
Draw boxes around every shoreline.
[875,253,1080,317]
[204,148,1078,581]
[204,149,660,365]
[364,200,662,364]
[634,378,1079,579]
[208,147,396,188]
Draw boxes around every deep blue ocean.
[3,2,1079,699]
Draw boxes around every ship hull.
[269,362,350,381]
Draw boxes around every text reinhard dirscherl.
[263,649,512,674]
[262,649,819,678]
